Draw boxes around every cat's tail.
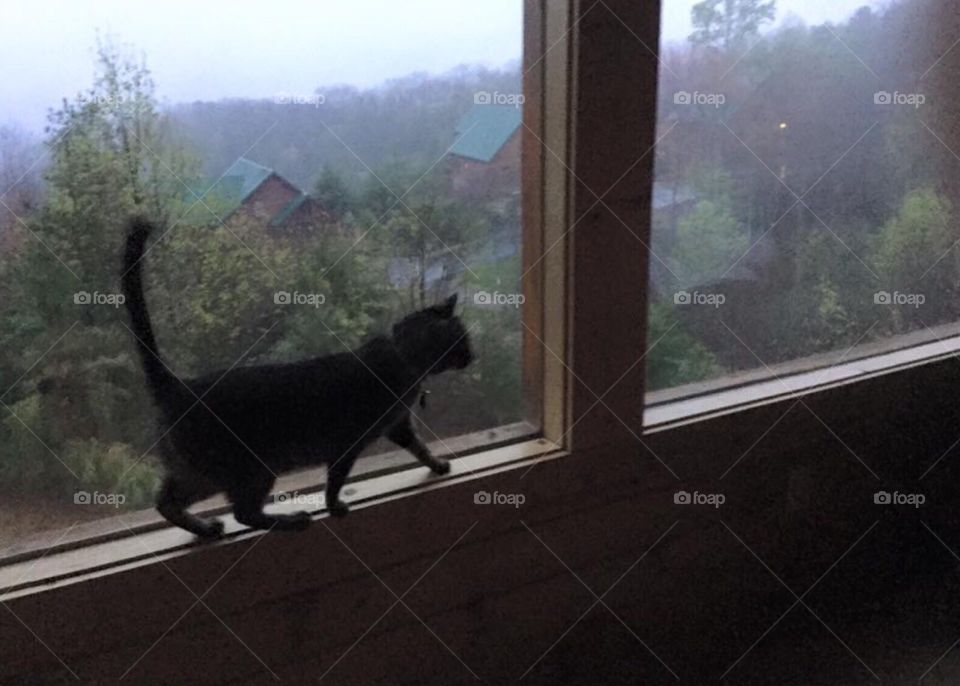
[121,217,181,405]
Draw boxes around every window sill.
[10,323,958,596]
[0,429,559,598]
[645,322,960,430]
[1,421,539,566]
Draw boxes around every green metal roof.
[220,157,274,201]
[180,158,278,225]
[180,175,241,203]
[181,158,320,229]
[449,105,522,163]
[182,158,274,208]
[178,175,242,226]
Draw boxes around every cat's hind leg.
[325,449,362,518]
[230,478,312,532]
[157,476,224,540]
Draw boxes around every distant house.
[448,105,522,201]
[188,157,333,233]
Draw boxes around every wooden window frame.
[6,0,957,681]
[0,0,608,580]
[2,0,658,575]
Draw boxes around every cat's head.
[392,294,474,373]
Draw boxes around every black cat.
[121,217,473,539]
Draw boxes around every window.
[0,1,535,552]
[647,0,959,396]
[6,3,960,683]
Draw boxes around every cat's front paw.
[428,458,451,475]
[196,519,225,541]
[328,500,350,518]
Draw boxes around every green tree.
[384,199,484,309]
[645,303,722,391]
[671,199,748,287]
[146,216,297,373]
[267,233,398,361]
[0,38,195,506]
[872,188,957,329]
[449,256,525,429]
[690,0,776,50]
[312,165,354,219]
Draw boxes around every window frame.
[7,2,957,679]
[2,0,659,584]
[0,0,592,578]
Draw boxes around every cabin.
[448,104,522,203]
[186,157,333,234]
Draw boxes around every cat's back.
[186,353,360,405]
[183,338,412,418]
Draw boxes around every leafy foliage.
[645,303,723,392]
[690,0,776,49]
[672,199,748,287]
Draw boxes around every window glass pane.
[0,1,525,548]
[648,0,953,393]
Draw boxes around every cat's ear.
[431,293,458,318]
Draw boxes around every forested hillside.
[167,65,521,192]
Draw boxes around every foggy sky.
[1,0,882,133]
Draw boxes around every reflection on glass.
[648,0,957,393]
[0,2,524,546]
